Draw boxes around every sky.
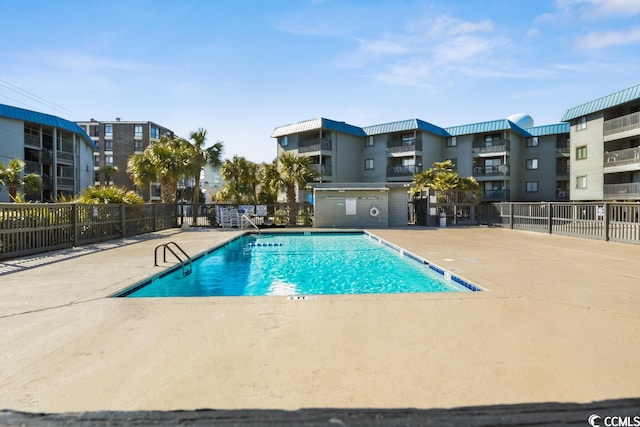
[1,0,640,164]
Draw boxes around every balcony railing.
[387,165,420,177]
[604,111,640,136]
[604,182,640,200]
[24,133,40,148]
[57,151,75,164]
[472,140,510,154]
[473,165,510,176]
[299,138,332,153]
[556,145,570,155]
[603,146,640,167]
[482,189,510,200]
[387,139,422,154]
[57,176,75,188]
[310,164,332,176]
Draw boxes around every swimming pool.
[116,232,481,297]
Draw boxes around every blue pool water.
[118,232,477,297]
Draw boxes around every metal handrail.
[154,241,192,277]
[241,214,261,234]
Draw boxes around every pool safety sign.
[345,198,357,215]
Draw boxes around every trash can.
[439,212,447,228]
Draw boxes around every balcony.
[56,176,75,189]
[387,165,420,177]
[387,139,422,155]
[472,140,510,155]
[310,164,332,177]
[603,182,640,200]
[473,164,510,177]
[556,144,570,156]
[24,133,40,148]
[482,189,510,201]
[603,146,640,169]
[299,138,332,153]
[604,111,640,137]
[56,151,75,164]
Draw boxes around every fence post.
[509,203,514,229]
[547,202,553,234]
[120,204,126,238]
[72,204,78,247]
[152,204,158,232]
[603,202,610,241]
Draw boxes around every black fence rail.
[483,202,640,244]
[0,202,313,260]
[0,203,176,260]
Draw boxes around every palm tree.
[127,135,191,204]
[0,158,43,201]
[411,159,482,202]
[98,164,119,186]
[187,128,224,207]
[219,155,258,204]
[264,152,319,225]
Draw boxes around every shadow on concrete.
[1,398,639,426]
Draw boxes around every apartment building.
[562,83,640,201]
[273,83,640,203]
[0,104,96,202]
[76,119,174,201]
[272,114,570,202]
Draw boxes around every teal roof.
[271,117,365,138]
[525,123,570,136]
[444,119,530,137]
[0,103,97,150]
[362,118,449,137]
[561,83,640,122]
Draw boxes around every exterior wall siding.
[0,118,24,202]
[313,189,389,228]
[387,187,409,227]
[571,113,605,200]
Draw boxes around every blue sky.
[1,0,639,163]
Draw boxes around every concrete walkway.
[0,226,638,412]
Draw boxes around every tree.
[186,128,224,208]
[98,164,119,186]
[0,158,43,201]
[263,152,319,224]
[127,135,192,204]
[411,159,482,202]
[219,155,260,204]
[76,185,144,204]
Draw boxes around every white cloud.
[579,27,640,49]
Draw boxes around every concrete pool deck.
[0,226,638,412]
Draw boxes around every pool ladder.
[154,242,192,277]
[240,214,260,234]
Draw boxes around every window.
[576,145,587,160]
[526,158,539,170]
[576,175,587,189]
[447,136,457,147]
[526,181,539,192]
[91,125,100,137]
[364,158,374,170]
[484,134,500,146]
[105,124,113,137]
[134,125,143,137]
[526,137,539,147]
[577,116,587,131]
[94,154,100,167]
[150,127,160,139]
[134,140,143,152]
[105,155,114,165]
[365,136,374,147]
[280,136,288,147]
[104,140,113,151]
